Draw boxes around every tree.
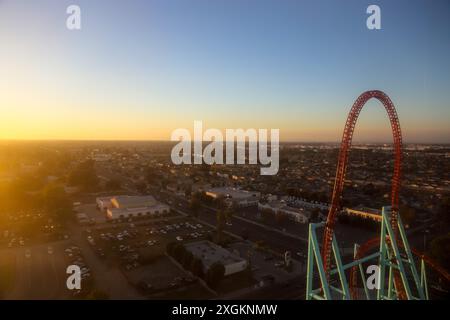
[173,244,187,263]
[146,167,159,184]
[190,257,204,277]
[184,185,192,198]
[166,242,177,256]
[399,205,416,227]
[216,209,225,244]
[430,233,450,271]
[0,179,43,213]
[189,193,201,218]
[241,228,249,240]
[43,185,71,222]
[214,195,227,208]
[135,182,147,194]
[437,196,450,230]
[206,262,225,289]
[310,208,320,223]
[181,251,194,269]
[224,204,234,224]
[68,160,99,192]
[105,179,121,191]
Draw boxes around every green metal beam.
[305,206,429,300]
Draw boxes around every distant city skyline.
[1,0,449,143]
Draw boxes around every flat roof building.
[205,187,260,207]
[185,240,248,276]
[258,201,309,224]
[97,195,169,220]
[111,195,157,209]
[107,203,169,220]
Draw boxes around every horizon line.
[0,138,449,145]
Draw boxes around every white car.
[176,236,183,241]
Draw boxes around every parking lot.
[62,244,94,297]
[76,216,223,298]
[74,204,107,224]
[84,217,214,271]
[0,241,72,299]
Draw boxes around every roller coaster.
[306,90,449,300]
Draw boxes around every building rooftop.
[109,203,169,215]
[185,240,245,268]
[206,187,260,200]
[261,200,306,214]
[112,195,157,209]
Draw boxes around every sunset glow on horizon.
[1,0,449,142]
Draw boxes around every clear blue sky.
[0,0,449,142]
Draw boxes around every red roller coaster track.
[321,90,448,299]
[321,90,403,273]
[321,90,405,295]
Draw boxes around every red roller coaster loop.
[321,90,403,289]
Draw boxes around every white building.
[96,195,170,220]
[107,203,170,220]
[205,187,260,207]
[185,240,248,276]
[258,201,309,224]
[110,195,158,209]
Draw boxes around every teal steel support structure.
[306,206,428,300]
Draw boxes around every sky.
[0,0,449,142]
